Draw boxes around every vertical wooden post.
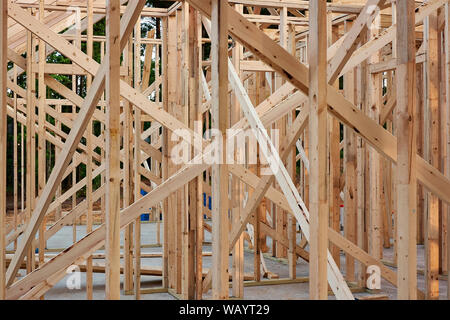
[133,16,142,301]
[166,14,177,290]
[184,4,201,299]
[101,41,106,225]
[425,11,440,300]
[211,0,229,300]
[181,2,192,299]
[439,21,448,279]
[175,10,184,294]
[25,22,34,274]
[123,32,134,296]
[191,10,203,300]
[72,7,82,245]
[355,43,367,286]
[231,3,244,298]
[367,8,382,263]
[396,0,417,300]
[287,23,297,280]
[162,15,169,290]
[308,0,328,300]
[0,0,7,301]
[391,1,399,265]
[37,0,46,273]
[13,66,18,252]
[328,14,341,269]
[275,6,288,261]
[416,63,425,246]
[30,14,38,270]
[105,0,121,300]
[344,20,357,283]
[86,0,94,301]
[445,2,450,300]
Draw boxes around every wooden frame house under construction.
[0,0,450,300]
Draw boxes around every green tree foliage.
[6,2,170,198]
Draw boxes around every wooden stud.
[210,0,229,300]
[445,2,450,300]
[37,1,46,276]
[396,0,417,300]
[367,7,383,263]
[86,0,94,301]
[25,21,34,274]
[133,16,142,300]
[287,22,297,280]
[105,0,122,300]
[161,15,169,290]
[123,31,134,296]
[308,0,328,300]
[425,11,440,300]
[231,3,244,298]
[328,13,341,270]
[344,19,357,283]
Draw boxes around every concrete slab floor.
[7,223,449,300]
